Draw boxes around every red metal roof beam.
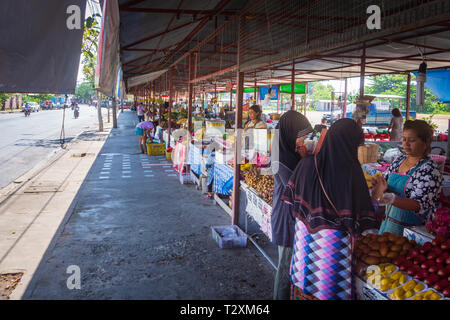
[120,7,237,16]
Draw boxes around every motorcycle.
[74,106,79,119]
[24,109,31,117]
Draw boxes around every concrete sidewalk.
[0,117,113,299]
[5,110,274,300]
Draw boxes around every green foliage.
[81,13,101,83]
[308,82,335,101]
[0,93,12,106]
[75,81,95,102]
[420,114,439,131]
[365,74,449,114]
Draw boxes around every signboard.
[279,83,307,94]
[259,86,279,101]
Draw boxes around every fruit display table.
[240,182,272,241]
[163,130,176,148]
[353,232,449,300]
[213,163,234,195]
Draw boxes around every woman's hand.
[296,145,307,157]
[371,175,388,200]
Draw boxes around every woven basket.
[358,146,367,164]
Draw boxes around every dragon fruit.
[426,207,450,238]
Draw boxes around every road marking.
[144,175,154,177]
[122,176,131,178]
[167,174,177,177]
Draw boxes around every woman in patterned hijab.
[282,118,380,300]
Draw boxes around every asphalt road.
[0,104,111,189]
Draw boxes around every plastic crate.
[211,225,247,249]
[179,171,194,185]
[147,143,165,156]
[165,150,172,161]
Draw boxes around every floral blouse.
[382,155,444,221]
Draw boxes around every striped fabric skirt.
[290,219,354,300]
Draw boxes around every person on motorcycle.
[74,103,80,119]
[24,102,31,116]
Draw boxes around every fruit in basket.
[389,280,427,300]
[411,289,443,300]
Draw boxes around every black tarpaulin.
[0,0,86,93]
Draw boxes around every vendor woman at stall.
[244,105,267,130]
[373,119,444,235]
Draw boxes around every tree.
[75,81,95,103]
[81,13,101,83]
[0,93,12,110]
[309,82,335,102]
[365,74,448,113]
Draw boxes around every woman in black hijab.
[271,110,313,300]
[282,118,381,300]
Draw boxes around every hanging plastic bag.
[383,148,403,163]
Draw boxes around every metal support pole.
[112,97,117,129]
[406,73,411,120]
[188,55,193,133]
[360,44,366,98]
[232,71,244,226]
[343,78,348,118]
[107,96,110,123]
[448,119,450,162]
[254,71,257,105]
[304,83,307,115]
[291,60,295,110]
[169,68,173,140]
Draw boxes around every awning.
[95,0,120,97]
[126,69,168,89]
[412,69,450,103]
[0,0,86,93]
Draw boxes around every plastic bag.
[383,148,403,163]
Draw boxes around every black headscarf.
[282,118,378,236]
[275,110,313,171]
